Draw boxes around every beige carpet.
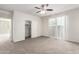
[0,37,79,54]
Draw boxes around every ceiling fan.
[34,4,53,14]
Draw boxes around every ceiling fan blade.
[46,9,53,11]
[36,11,41,13]
[35,7,40,9]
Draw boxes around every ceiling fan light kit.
[40,10,46,14]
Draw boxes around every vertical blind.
[48,16,67,40]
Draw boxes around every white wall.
[42,17,49,36]
[42,8,79,42]
[67,8,79,42]
[12,11,42,42]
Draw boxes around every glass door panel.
[48,18,57,38]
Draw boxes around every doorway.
[25,21,31,39]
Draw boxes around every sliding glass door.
[0,17,11,41]
[48,16,67,40]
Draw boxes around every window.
[48,16,67,40]
[0,17,11,35]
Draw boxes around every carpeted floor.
[0,36,79,54]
